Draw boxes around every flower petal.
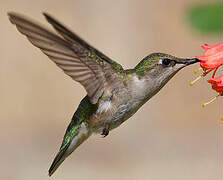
[203,42,223,56]
[208,75,223,94]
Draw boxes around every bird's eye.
[162,58,171,66]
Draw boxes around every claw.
[101,127,109,137]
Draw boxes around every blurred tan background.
[1,0,223,179]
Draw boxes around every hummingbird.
[8,12,199,176]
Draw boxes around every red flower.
[190,42,223,108]
[196,43,223,70]
[190,42,223,86]
[200,75,223,107]
[208,75,223,94]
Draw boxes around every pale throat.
[131,73,164,101]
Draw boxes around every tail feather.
[48,122,91,176]
[48,142,70,176]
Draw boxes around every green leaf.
[187,2,223,33]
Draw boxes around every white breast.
[97,100,112,114]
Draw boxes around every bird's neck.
[125,69,157,103]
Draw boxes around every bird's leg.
[101,124,109,137]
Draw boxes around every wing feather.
[8,12,125,104]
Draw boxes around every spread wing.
[43,12,123,70]
[8,12,125,104]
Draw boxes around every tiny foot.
[101,128,109,138]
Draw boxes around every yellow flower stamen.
[193,67,202,75]
[189,75,202,86]
[202,94,220,107]
[220,117,223,121]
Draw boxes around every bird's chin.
[174,63,187,71]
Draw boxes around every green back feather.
[60,96,97,151]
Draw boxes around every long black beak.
[176,58,199,65]
[184,58,200,65]
[185,58,200,65]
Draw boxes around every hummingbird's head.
[134,53,199,92]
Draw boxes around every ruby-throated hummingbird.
[8,12,198,176]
